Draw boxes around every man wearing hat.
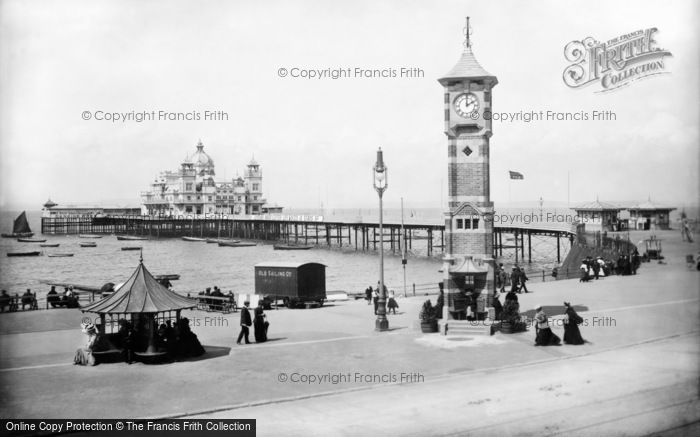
[237,301,252,345]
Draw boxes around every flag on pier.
[509,171,524,180]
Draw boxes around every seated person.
[9,294,19,311]
[0,290,10,312]
[46,286,60,307]
[115,319,135,364]
[21,289,36,310]
[74,322,100,366]
[175,317,205,358]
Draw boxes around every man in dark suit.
[237,301,252,344]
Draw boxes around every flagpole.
[509,176,512,206]
[401,197,406,298]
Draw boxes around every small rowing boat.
[116,235,148,241]
[47,253,74,257]
[40,243,60,247]
[154,274,180,281]
[273,244,314,250]
[80,242,97,247]
[182,236,206,242]
[79,234,102,238]
[218,241,256,247]
[7,251,41,257]
[121,247,142,251]
[206,238,240,244]
[17,238,47,243]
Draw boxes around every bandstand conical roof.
[81,260,196,314]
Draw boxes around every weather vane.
[463,16,473,50]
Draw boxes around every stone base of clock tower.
[439,255,496,329]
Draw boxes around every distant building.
[573,198,677,232]
[626,198,676,230]
[573,200,622,232]
[140,140,278,216]
[42,199,141,217]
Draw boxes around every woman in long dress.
[253,306,269,343]
[563,302,585,345]
[74,322,98,366]
[387,290,399,315]
[534,305,561,346]
[492,292,504,320]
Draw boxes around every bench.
[194,296,238,313]
[1,296,38,312]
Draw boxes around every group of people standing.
[496,264,530,294]
[237,301,269,344]
[364,283,399,315]
[579,251,640,282]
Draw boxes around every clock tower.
[438,18,498,327]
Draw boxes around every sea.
[0,206,694,301]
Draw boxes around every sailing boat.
[1,211,34,238]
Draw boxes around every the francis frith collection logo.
[563,28,672,92]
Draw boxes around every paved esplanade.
[0,229,698,436]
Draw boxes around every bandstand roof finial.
[463,16,472,50]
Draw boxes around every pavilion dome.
[188,140,215,168]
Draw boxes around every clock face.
[454,93,479,118]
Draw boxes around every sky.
[0,0,698,212]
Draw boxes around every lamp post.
[373,148,389,331]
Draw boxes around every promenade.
[0,229,697,436]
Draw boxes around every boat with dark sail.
[7,251,41,257]
[1,211,34,238]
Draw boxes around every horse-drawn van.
[254,262,326,309]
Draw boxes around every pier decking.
[41,215,578,262]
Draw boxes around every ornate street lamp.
[373,148,389,331]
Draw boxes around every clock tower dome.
[438,18,498,326]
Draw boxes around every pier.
[41,215,577,262]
